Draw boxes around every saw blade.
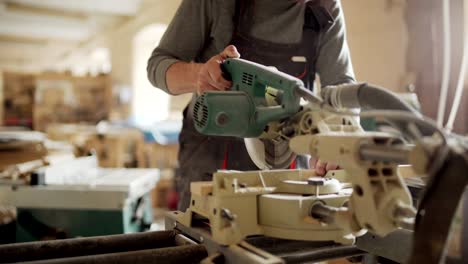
[245,84,296,170]
[245,138,296,170]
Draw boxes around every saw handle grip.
[220,62,232,83]
[221,58,305,125]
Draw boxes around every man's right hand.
[196,45,240,95]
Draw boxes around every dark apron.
[176,0,334,211]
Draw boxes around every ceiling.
[0,0,144,72]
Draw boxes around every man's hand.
[196,45,240,95]
[310,157,339,176]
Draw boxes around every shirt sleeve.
[147,0,212,94]
[316,0,356,87]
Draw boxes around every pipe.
[445,0,468,132]
[321,83,419,115]
[320,83,441,138]
[437,0,452,127]
[0,230,178,263]
[20,245,208,264]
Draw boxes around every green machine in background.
[15,195,153,242]
[0,157,159,242]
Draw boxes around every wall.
[106,1,182,86]
[132,24,170,125]
[343,0,409,92]
[106,0,191,120]
[49,0,191,121]
[407,0,468,133]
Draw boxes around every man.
[148,0,355,210]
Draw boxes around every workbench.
[0,157,159,242]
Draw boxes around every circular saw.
[192,58,321,169]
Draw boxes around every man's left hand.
[310,157,339,176]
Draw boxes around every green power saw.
[192,58,321,169]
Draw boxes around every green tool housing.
[193,58,304,138]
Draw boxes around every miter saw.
[167,58,467,263]
[1,59,465,264]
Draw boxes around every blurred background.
[0,0,466,133]
[0,0,465,257]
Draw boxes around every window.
[132,23,169,126]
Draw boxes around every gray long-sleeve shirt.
[148,0,355,93]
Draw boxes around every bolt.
[221,208,236,222]
[216,112,229,126]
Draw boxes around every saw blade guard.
[245,138,296,170]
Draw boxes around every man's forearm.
[166,62,203,95]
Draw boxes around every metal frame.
[166,211,415,263]
[166,212,374,264]
[355,229,413,263]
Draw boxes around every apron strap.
[221,142,230,170]
[233,0,253,35]
[304,1,335,32]
[290,159,297,169]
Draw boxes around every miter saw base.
[175,169,354,246]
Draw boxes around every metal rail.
[20,245,208,264]
[0,230,178,263]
